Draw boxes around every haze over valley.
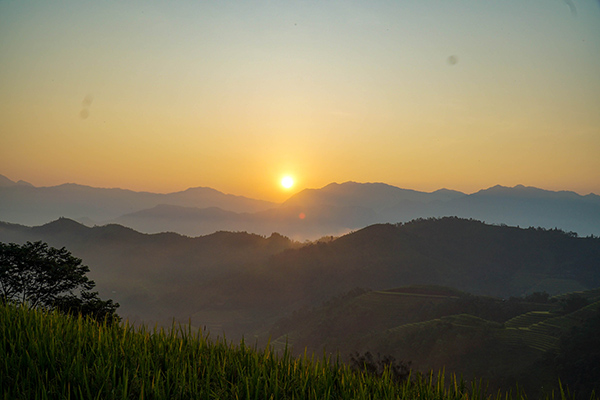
[2,211,599,395]
[2,174,600,240]
[2,0,600,396]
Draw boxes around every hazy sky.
[1,0,599,201]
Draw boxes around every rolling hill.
[0,217,301,333]
[2,216,600,395]
[113,182,600,239]
[3,174,600,239]
[0,174,276,226]
[1,217,599,340]
[267,285,600,397]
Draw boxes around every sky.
[1,0,599,201]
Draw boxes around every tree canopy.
[0,241,119,322]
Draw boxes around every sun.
[281,176,294,189]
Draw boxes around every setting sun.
[281,176,294,189]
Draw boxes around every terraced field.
[504,311,555,328]
[269,286,600,392]
[372,290,460,299]
[500,300,600,352]
[553,287,600,301]
[269,287,462,353]
[386,313,499,334]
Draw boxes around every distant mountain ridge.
[1,174,599,238]
[474,184,600,203]
[0,174,276,226]
[1,216,598,335]
[0,175,33,187]
[283,182,465,210]
[116,182,600,238]
[2,216,598,397]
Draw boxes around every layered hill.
[95,182,600,240]
[3,174,600,238]
[259,218,600,305]
[0,174,276,226]
[6,302,567,400]
[0,217,300,332]
[268,285,600,397]
[112,183,600,238]
[1,217,599,340]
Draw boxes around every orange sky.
[1,1,599,201]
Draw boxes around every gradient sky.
[1,0,599,201]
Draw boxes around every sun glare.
[281,176,294,189]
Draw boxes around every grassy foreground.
[0,304,589,400]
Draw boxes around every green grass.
[501,301,600,353]
[1,303,595,400]
[504,311,554,329]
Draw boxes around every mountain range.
[2,216,599,395]
[3,174,600,395]
[0,175,276,227]
[2,174,600,239]
[1,216,598,335]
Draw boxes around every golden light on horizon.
[1,2,599,199]
[281,176,294,190]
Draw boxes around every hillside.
[0,175,275,226]
[106,183,600,239]
[114,201,376,239]
[0,303,411,400]
[3,175,600,239]
[268,285,600,398]
[3,303,597,400]
[260,218,600,307]
[1,217,599,341]
[2,217,600,396]
[0,218,301,333]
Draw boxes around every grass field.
[2,303,597,400]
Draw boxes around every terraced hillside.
[269,286,600,397]
[503,300,600,351]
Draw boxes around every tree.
[523,291,551,303]
[559,294,589,314]
[0,241,119,322]
[552,309,600,399]
[349,351,412,383]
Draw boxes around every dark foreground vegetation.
[2,219,600,398]
[269,285,600,399]
[2,217,599,340]
[2,303,596,400]
[0,241,119,322]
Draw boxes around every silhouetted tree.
[524,291,551,303]
[0,241,119,322]
[349,351,411,383]
[552,309,600,399]
[559,294,589,314]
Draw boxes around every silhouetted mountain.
[0,174,33,187]
[0,218,300,332]
[4,189,599,396]
[1,217,599,340]
[114,202,376,239]
[258,218,600,313]
[474,184,600,203]
[2,176,599,238]
[0,180,276,226]
[114,205,243,236]
[113,182,600,239]
[283,182,465,211]
[433,185,600,236]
